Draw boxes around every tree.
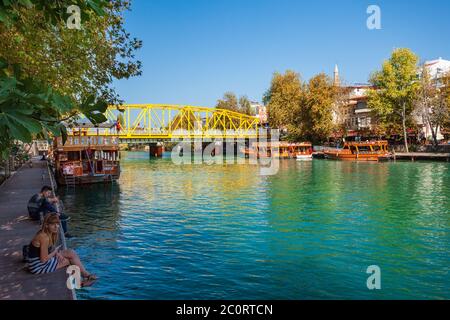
[215,92,254,115]
[238,95,253,116]
[0,59,109,157]
[442,72,450,137]
[0,1,108,27]
[0,0,142,158]
[265,70,304,129]
[368,48,419,152]
[216,92,239,112]
[0,0,142,106]
[413,67,445,147]
[302,73,336,143]
[264,71,337,143]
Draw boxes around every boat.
[244,142,313,159]
[296,143,313,161]
[296,153,313,161]
[324,140,391,161]
[53,123,121,185]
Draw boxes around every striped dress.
[28,244,58,274]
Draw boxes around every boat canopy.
[63,121,116,129]
[344,140,388,147]
[251,142,312,148]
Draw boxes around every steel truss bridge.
[79,104,261,142]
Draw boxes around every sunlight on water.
[61,152,450,300]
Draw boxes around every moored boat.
[296,154,313,161]
[53,124,121,185]
[324,140,391,161]
[244,142,313,159]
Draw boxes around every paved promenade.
[0,159,73,300]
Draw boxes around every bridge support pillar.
[192,141,204,162]
[223,140,238,162]
[201,141,221,157]
[244,138,250,159]
[149,143,164,158]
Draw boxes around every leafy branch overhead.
[0,59,107,155]
[0,0,107,26]
[0,0,142,157]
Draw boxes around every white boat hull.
[296,154,313,161]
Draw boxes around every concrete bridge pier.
[222,140,240,162]
[244,138,250,159]
[149,142,164,158]
[201,141,221,158]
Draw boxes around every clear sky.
[113,0,450,107]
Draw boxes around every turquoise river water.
[61,152,449,300]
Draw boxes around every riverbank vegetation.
[215,92,253,116]
[263,71,339,144]
[264,48,450,148]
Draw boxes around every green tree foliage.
[0,0,142,105]
[442,72,450,133]
[215,92,254,115]
[265,71,336,143]
[302,73,336,143]
[214,92,255,130]
[265,70,304,129]
[238,95,252,116]
[368,48,419,152]
[414,67,443,146]
[0,58,108,158]
[0,0,107,26]
[216,92,239,112]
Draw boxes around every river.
[61,152,449,300]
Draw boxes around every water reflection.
[62,153,450,300]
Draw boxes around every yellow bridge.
[80,104,261,141]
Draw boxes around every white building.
[418,57,450,141]
[423,57,450,79]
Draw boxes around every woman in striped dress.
[28,214,97,284]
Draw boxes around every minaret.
[333,64,340,87]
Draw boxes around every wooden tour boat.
[53,124,120,185]
[324,140,391,161]
[244,142,313,159]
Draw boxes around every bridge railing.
[77,104,261,139]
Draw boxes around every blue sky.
[113,0,450,107]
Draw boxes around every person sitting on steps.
[27,213,97,287]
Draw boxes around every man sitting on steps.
[27,186,73,239]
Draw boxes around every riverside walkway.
[0,159,73,300]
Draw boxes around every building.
[344,84,375,136]
[250,101,268,125]
[418,58,450,141]
[332,65,376,138]
[423,57,450,80]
